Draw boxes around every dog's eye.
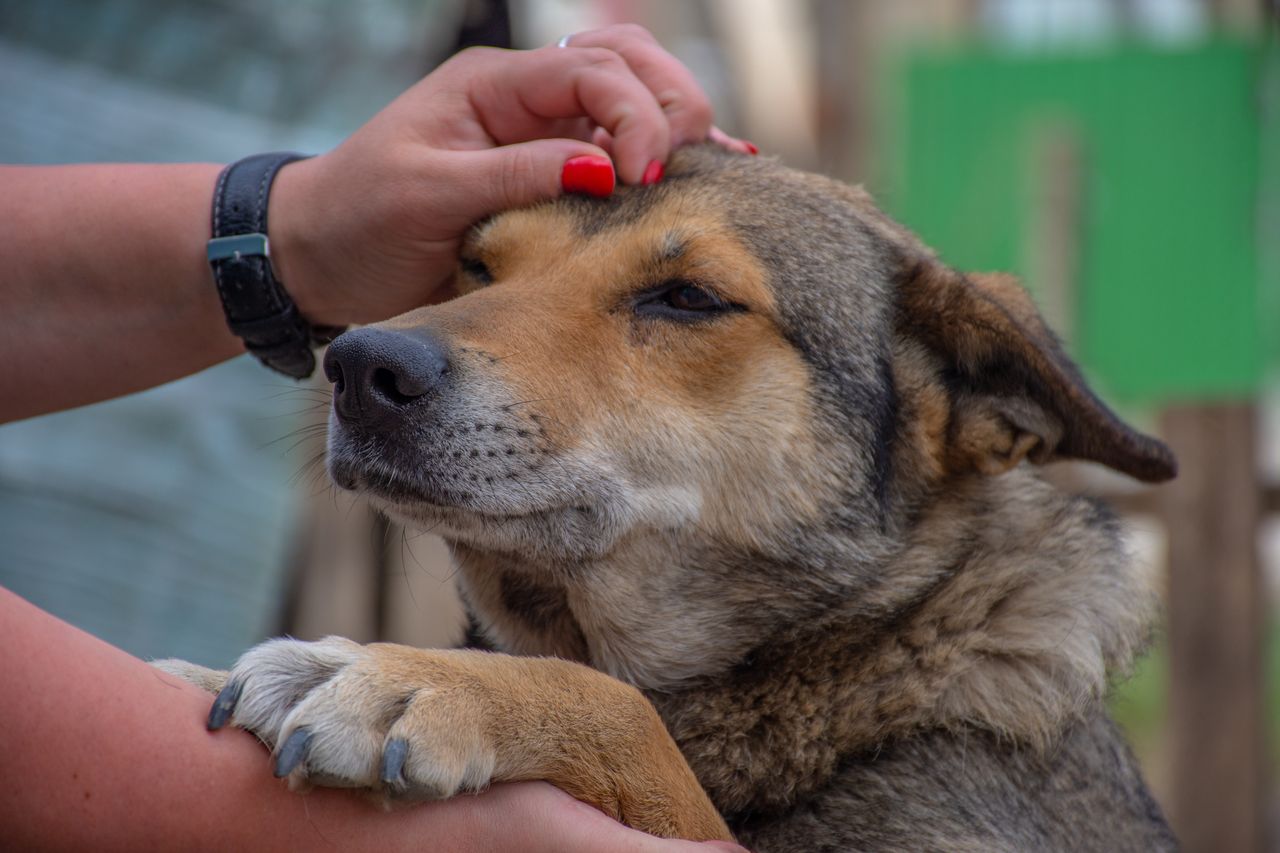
[460,257,493,285]
[666,284,720,311]
[635,281,742,321]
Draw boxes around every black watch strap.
[207,152,344,379]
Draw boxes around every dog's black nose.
[323,327,448,426]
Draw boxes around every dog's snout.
[324,327,448,425]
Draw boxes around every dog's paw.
[208,637,495,801]
[151,658,230,693]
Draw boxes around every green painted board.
[878,41,1265,403]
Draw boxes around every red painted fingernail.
[561,155,615,197]
[641,159,664,186]
[744,141,759,156]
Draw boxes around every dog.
[158,144,1179,851]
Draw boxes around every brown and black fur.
[158,145,1177,851]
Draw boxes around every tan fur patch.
[390,198,830,551]
[889,338,950,484]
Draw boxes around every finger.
[591,126,615,157]
[565,24,714,149]
[553,800,751,853]
[488,782,749,853]
[708,126,757,156]
[439,138,615,225]
[449,45,670,185]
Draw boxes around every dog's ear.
[895,260,1176,483]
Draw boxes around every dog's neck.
[870,472,1154,747]
[453,531,803,689]
[652,469,1156,815]
[455,468,1155,817]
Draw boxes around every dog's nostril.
[324,358,344,391]
[372,367,417,405]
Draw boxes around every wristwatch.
[207,152,344,379]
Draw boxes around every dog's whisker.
[500,396,560,412]
[445,545,477,583]
[257,385,332,400]
[290,449,330,488]
[277,405,331,417]
[264,423,329,450]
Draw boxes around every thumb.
[456,139,616,217]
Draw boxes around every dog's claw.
[381,737,409,786]
[274,728,313,778]
[207,680,243,731]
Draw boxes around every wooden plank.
[1161,403,1267,853]
[1066,482,1280,517]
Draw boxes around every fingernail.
[641,159,664,185]
[561,155,615,197]
[744,141,759,156]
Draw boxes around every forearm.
[0,588,476,851]
[0,590,744,852]
[0,164,242,422]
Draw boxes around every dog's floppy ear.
[895,260,1176,483]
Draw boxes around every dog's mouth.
[323,414,662,561]
[331,455,572,522]
[322,414,617,547]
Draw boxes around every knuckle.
[494,147,540,207]
[607,22,655,44]
[577,46,627,71]
[678,92,714,129]
[456,45,502,62]
[446,45,501,72]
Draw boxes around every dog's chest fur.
[454,469,1173,850]
[651,472,1166,845]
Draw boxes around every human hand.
[269,24,751,327]
[425,781,750,853]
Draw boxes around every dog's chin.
[327,456,618,558]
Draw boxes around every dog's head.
[324,145,1174,683]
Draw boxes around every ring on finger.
[556,33,574,48]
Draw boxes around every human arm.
[0,588,746,852]
[1,25,748,423]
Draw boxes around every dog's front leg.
[152,658,229,693]
[166,637,731,842]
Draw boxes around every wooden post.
[1161,403,1267,853]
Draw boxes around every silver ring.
[556,33,573,48]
